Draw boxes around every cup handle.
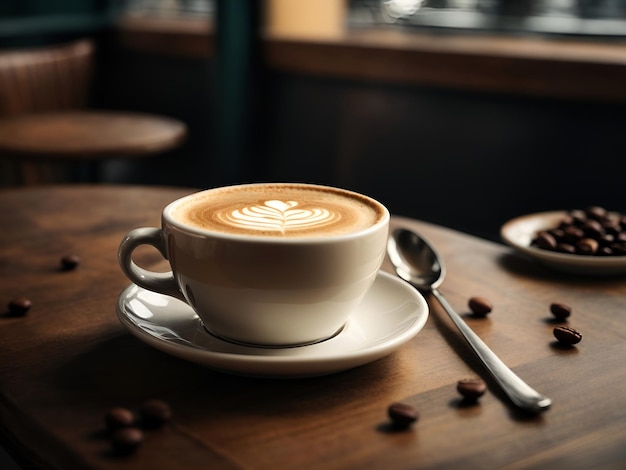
[118,227,186,301]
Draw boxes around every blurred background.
[1,0,626,241]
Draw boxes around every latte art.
[220,200,340,234]
[169,183,386,238]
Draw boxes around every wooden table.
[0,112,187,160]
[1,185,625,469]
[0,112,187,184]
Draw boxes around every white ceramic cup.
[118,183,389,347]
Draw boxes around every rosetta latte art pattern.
[218,200,339,234]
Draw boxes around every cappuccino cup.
[118,183,389,347]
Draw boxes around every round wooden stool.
[0,110,187,184]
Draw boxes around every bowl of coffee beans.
[500,206,626,275]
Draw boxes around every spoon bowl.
[388,228,552,414]
[387,228,444,290]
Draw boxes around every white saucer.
[501,210,626,275]
[116,271,429,378]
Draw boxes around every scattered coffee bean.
[387,402,419,428]
[456,378,487,401]
[60,254,80,271]
[100,400,173,457]
[468,297,492,317]
[111,427,144,455]
[550,303,571,320]
[531,206,626,257]
[8,297,32,316]
[553,325,582,345]
[139,400,172,428]
[105,407,136,431]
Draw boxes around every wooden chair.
[0,39,187,185]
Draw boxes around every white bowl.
[501,211,626,275]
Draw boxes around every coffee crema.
[170,184,385,237]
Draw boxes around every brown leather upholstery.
[0,39,94,184]
[0,39,93,116]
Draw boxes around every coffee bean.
[598,233,615,246]
[468,297,492,317]
[387,402,419,427]
[530,206,626,257]
[576,238,599,255]
[586,205,607,221]
[532,232,556,250]
[562,226,584,243]
[549,303,571,320]
[111,427,144,455]
[556,243,576,254]
[612,243,626,255]
[598,246,615,256]
[139,400,172,428]
[553,325,582,345]
[582,219,604,238]
[568,210,586,225]
[60,254,80,271]
[457,378,487,401]
[105,407,136,431]
[8,297,31,316]
[602,222,621,236]
[547,228,565,240]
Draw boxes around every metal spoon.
[387,227,552,414]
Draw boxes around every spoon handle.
[432,289,552,414]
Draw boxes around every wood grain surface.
[1,185,625,469]
[264,28,626,103]
[0,112,187,160]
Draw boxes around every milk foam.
[170,184,384,237]
[220,200,339,234]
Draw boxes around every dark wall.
[0,0,120,48]
[93,41,217,188]
[262,72,626,240]
[93,43,626,241]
